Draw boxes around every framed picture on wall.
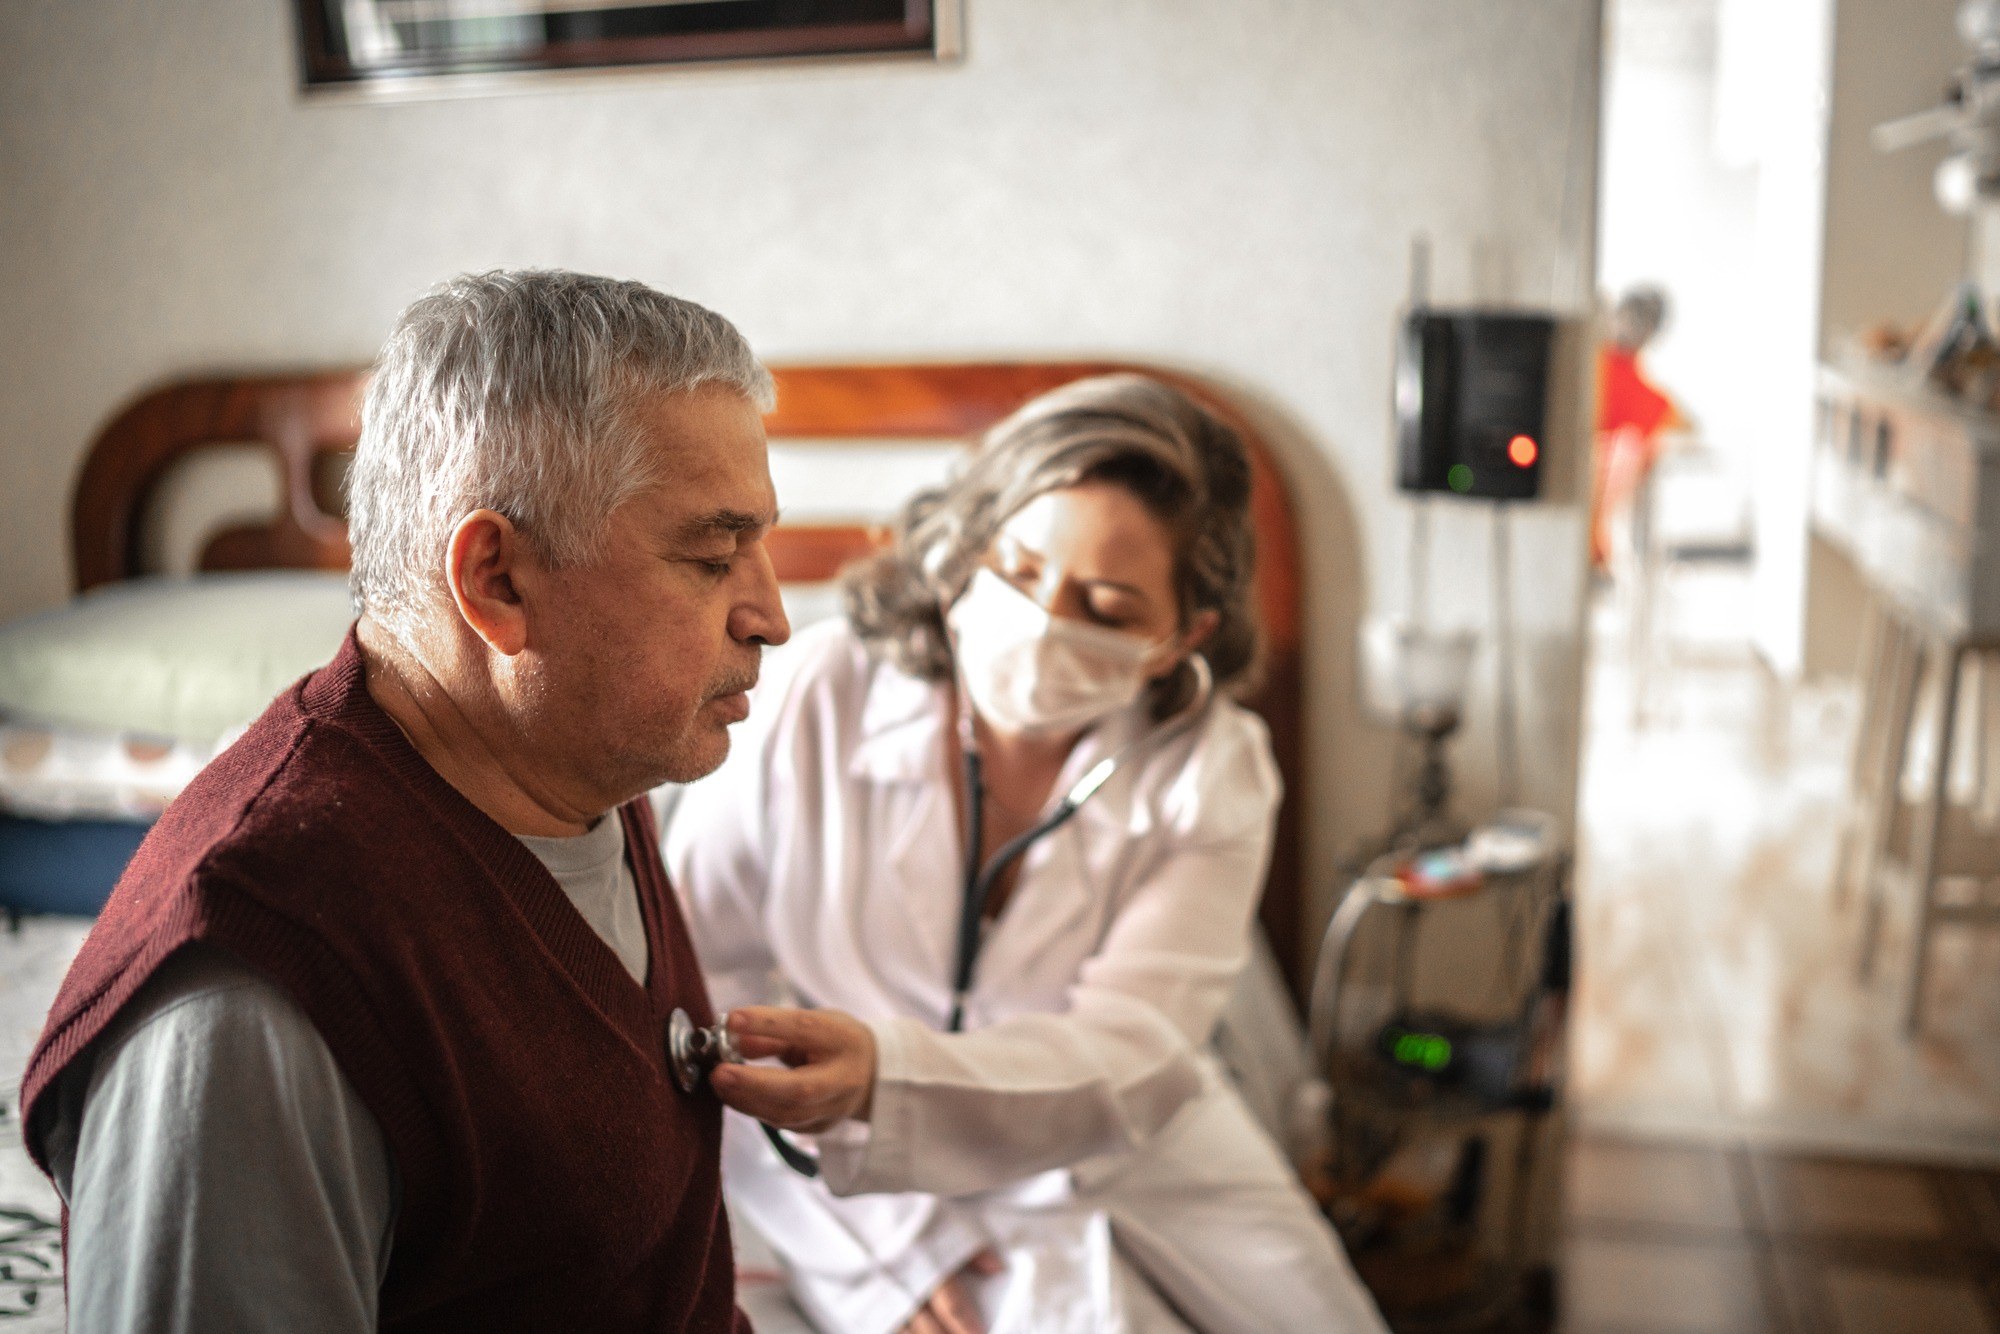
[295,0,960,94]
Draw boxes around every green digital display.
[1391,1030,1454,1071]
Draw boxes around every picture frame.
[294,0,960,95]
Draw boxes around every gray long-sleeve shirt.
[36,814,646,1332]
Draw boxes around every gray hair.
[842,374,1261,717]
[346,269,774,630]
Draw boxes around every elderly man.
[19,270,822,1330]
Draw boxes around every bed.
[3,363,1310,995]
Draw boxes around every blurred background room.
[0,1,1997,1330]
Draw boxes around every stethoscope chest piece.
[667,1006,740,1093]
[669,1006,825,1179]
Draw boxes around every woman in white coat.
[666,375,1384,1334]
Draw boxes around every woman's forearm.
[818,993,1207,1197]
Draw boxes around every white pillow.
[0,572,356,746]
[0,718,222,820]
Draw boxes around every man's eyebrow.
[675,507,780,543]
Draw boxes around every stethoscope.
[667,640,1216,1178]
[665,1007,827,1177]
[943,653,1214,1032]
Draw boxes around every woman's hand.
[902,1251,1004,1334]
[711,1006,877,1133]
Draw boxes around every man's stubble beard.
[631,660,763,789]
[521,632,759,792]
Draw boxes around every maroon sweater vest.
[21,632,749,1332]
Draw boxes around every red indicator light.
[1507,434,1539,467]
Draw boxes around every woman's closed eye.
[988,541,1158,632]
[1084,606,1134,631]
[1082,585,1157,631]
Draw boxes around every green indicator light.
[1391,1030,1454,1071]
[1447,464,1475,494]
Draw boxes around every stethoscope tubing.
[945,659,1213,1033]
[755,657,1215,1178]
[947,753,1089,1032]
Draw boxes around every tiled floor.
[1572,564,2000,1161]
[1562,563,2000,1330]
[1565,1130,2000,1333]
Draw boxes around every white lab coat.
[665,620,1385,1334]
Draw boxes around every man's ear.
[445,509,531,657]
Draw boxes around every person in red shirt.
[1591,286,1684,569]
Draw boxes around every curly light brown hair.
[841,374,1261,718]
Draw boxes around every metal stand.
[1377,706,1464,856]
[1307,845,1568,1329]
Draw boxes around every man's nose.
[733,542,791,647]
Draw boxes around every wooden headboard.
[71,364,1309,997]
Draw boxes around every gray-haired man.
[20,270,838,1331]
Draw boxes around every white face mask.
[947,568,1168,737]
